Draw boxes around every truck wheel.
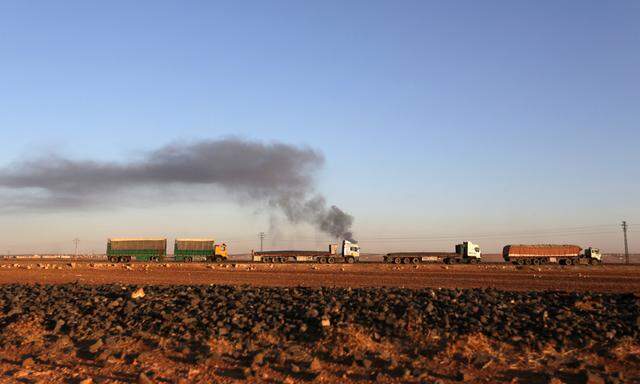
[402,257,410,264]
[215,256,223,263]
[393,257,401,264]
[319,257,326,264]
[108,256,117,263]
[328,257,335,264]
[346,257,355,264]
[411,257,419,264]
[185,257,192,263]
[516,259,524,266]
[533,259,540,265]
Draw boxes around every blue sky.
[0,1,638,254]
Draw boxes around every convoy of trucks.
[105,237,607,266]
[503,244,602,265]
[107,238,227,263]
[383,241,482,264]
[251,240,360,264]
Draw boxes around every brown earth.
[1,320,637,384]
[1,260,639,383]
[1,259,640,293]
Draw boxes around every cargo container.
[383,241,482,264]
[107,238,166,262]
[252,240,359,263]
[503,244,602,265]
[174,239,228,262]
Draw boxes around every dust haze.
[0,138,355,241]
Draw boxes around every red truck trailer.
[503,244,602,265]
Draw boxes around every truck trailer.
[252,240,360,264]
[107,238,167,262]
[383,241,482,264]
[174,239,228,262]
[503,244,602,265]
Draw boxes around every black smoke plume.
[0,138,355,241]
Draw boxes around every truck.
[503,244,603,265]
[174,239,228,262]
[107,238,166,262]
[251,240,360,264]
[383,241,482,264]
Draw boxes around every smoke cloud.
[0,138,355,241]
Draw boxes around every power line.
[278,228,620,242]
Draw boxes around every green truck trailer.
[107,238,167,262]
[174,239,228,262]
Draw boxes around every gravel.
[0,284,638,382]
[1,284,638,349]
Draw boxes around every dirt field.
[1,260,640,293]
[1,260,639,383]
[0,283,638,384]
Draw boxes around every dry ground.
[1,260,639,383]
[0,260,639,292]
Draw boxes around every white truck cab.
[584,247,602,262]
[342,240,360,257]
[456,241,481,260]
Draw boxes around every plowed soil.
[0,260,639,293]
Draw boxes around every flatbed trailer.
[383,242,482,264]
[384,252,478,264]
[252,240,360,264]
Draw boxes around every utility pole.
[622,221,629,265]
[73,238,80,257]
[259,232,265,252]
